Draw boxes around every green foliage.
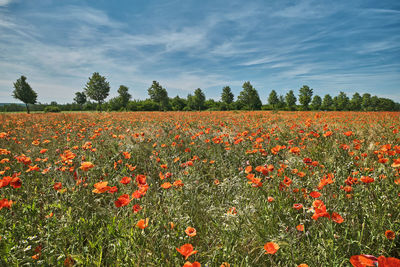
[350,93,362,111]
[171,96,186,111]
[310,95,322,110]
[285,90,297,110]
[74,92,87,105]
[221,86,234,106]
[12,75,37,114]
[298,85,313,110]
[237,81,262,110]
[44,106,61,113]
[361,93,371,111]
[148,81,169,111]
[84,72,110,112]
[117,85,131,108]
[268,90,279,109]
[333,92,350,111]
[321,94,333,111]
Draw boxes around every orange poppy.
[183,261,201,267]
[293,203,303,210]
[136,218,149,229]
[92,181,111,193]
[10,177,22,189]
[331,212,344,224]
[161,182,172,189]
[264,242,279,254]
[132,204,142,213]
[120,176,131,185]
[296,224,304,231]
[185,227,197,237]
[176,243,198,259]
[0,198,13,210]
[79,162,94,171]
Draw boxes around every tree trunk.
[25,103,30,114]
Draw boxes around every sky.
[0,0,399,104]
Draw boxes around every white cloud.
[0,0,12,7]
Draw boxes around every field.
[0,111,399,266]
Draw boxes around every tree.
[237,81,262,110]
[285,90,297,110]
[310,95,322,110]
[221,86,234,106]
[333,91,349,111]
[171,96,186,111]
[350,92,362,111]
[370,95,379,111]
[12,75,37,114]
[84,72,110,112]
[321,94,333,110]
[148,81,169,111]
[268,90,279,109]
[298,85,313,110]
[361,93,371,111]
[117,85,131,109]
[192,88,206,111]
[74,92,87,106]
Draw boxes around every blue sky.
[0,0,399,103]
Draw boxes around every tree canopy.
[12,75,37,114]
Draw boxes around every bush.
[44,106,61,113]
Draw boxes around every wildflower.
[120,176,131,185]
[115,194,130,207]
[79,162,94,171]
[264,242,279,254]
[296,224,304,231]
[176,244,198,260]
[185,227,197,237]
[136,218,149,229]
[385,230,395,240]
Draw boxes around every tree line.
[5,73,400,113]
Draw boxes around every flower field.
[0,111,399,266]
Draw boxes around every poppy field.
[0,111,399,266]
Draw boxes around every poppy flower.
[296,224,304,231]
[79,162,94,171]
[176,244,198,259]
[293,204,303,210]
[92,181,111,194]
[264,242,279,254]
[183,261,201,267]
[120,176,131,185]
[115,194,130,207]
[122,151,131,159]
[0,198,13,210]
[136,218,149,229]
[377,255,400,266]
[360,176,374,184]
[132,204,142,213]
[173,180,184,187]
[185,227,197,237]
[385,230,395,240]
[136,174,147,185]
[10,177,22,189]
[331,212,344,224]
[161,182,172,189]
[53,182,62,191]
[309,191,321,198]
[268,196,274,202]
[297,264,309,267]
[350,255,377,267]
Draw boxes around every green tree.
[117,85,131,108]
[221,86,234,106]
[237,81,262,110]
[148,81,169,111]
[12,75,37,114]
[192,88,206,111]
[285,90,297,110]
[74,92,87,106]
[370,95,379,111]
[333,91,349,111]
[84,72,110,112]
[298,85,313,110]
[171,96,186,111]
[310,95,322,110]
[268,90,279,109]
[321,94,333,110]
[350,92,362,111]
[361,93,371,111]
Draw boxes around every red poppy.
[385,230,395,240]
[120,176,131,185]
[53,182,62,191]
[185,227,197,237]
[183,261,201,267]
[293,203,303,210]
[10,177,22,189]
[331,212,344,224]
[309,191,321,198]
[136,218,149,229]
[176,244,198,259]
[115,194,130,207]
